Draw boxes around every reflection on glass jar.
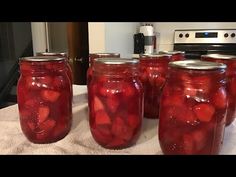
[159,60,227,154]
[88,58,143,149]
[17,56,72,144]
[139,54,171,119]
[201,54,236,126]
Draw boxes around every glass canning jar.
[159,60,227,154]
[17,56,72,143]
[88,58,143,149]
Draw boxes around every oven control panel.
[174,29,236,44]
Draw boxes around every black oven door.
[174,44,236,59]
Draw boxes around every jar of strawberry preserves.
[201,54,236,126]
[17,56,72,143]
[139,54,172,119]
[87,53,120,86]
[88,58,143,149]
[159,60,227,154]
[159,51,185,61]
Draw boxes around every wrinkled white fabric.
[0,85,234,154]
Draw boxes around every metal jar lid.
[90,53,120,57]
[169,60,227,70]
[202,54,236,60]
[139,53,171,58]
[20,56,65,62]
[36,52,67,57]
[94,58,139,65]
[159,50,185,55]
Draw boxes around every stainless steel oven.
[173,29,236,59]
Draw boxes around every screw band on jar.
[169,60,227,70]
[20,56,66,62]
[90,53,120,57]
[202,54,236,60]
[89,53,120,64]
[94,58,139,65]
[93,58,140,77]
[36,52,68,57]
[159,50,185,55]
[139,53,172,59]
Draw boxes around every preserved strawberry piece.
[92,128,113,145]
[17,56,72,143]
[111,116,133,141]
[105,96,119,113]
[212,88,227,109]
[127,114,140,130]
[39,76,53,85]
[193,103,215,122]
[95,110,111,125]
[182,134,194,154]
[88,58,143,149]
[93,96,104,112]
[192,130,207,151]
[41,89,61,102]
[193,76,211,94]
[27,121,36,131]
[38,106,50,123]
[159,60,227,154]
[123,82,135,97]
[39,119,56,132]
[176,107,197,123]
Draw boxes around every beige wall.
[88,22,106,53]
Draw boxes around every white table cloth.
[0,85,235,154]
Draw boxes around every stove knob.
[179,33,183,38]
[224,33,229,38]
[231,33,236,38]
[185,33,189,38]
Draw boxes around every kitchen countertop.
[0,85,235,154]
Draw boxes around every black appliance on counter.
[174,29,236,59]
[134,33,145,54]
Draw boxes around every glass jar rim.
[202,54,236,60]
[159,50,185,55]
[139,53,171,58]
[20,56,65,62]
[169,60,227,70]
[36,52,67,57]
[90,53,120,57]
[94,58,139,65]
